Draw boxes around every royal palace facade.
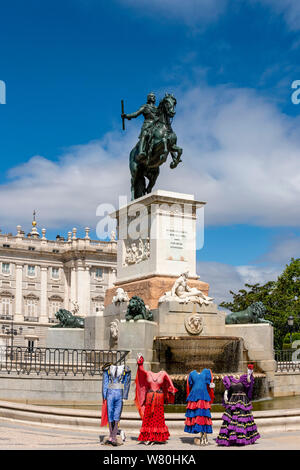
[0,219,117,349]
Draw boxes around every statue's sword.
[121,99,125,130]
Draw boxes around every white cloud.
[1,82,300,234]
[0,133,135,233]
[157,84,300,227]
[257,234,300,263]
[198,232,300,305]
[198,260,282,306]
[236,264,282,284]
[198,261,246,306]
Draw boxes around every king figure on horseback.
[122,92,183,200]
[122,92,158,165]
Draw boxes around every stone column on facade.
[111,268,117,288]
[85,265,91,316]
[76,262,86,316]
[63,267,70,310]
[39,266,48,323]
[70,265,77,307]
[14,264,24,322]
[107,267,116,289]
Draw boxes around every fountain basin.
[154,335,244,375]
[153,335,269,402]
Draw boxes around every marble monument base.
[224,323,276,389]
[153,300,226,337]
[104,275,210,310]
[46,328,85,349]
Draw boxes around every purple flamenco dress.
[216,374,260,446]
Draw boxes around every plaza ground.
[0,418,300,450]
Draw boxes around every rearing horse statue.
[124,93,183,200]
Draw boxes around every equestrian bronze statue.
[121,92,183,200]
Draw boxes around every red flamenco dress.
[135,355,178,443]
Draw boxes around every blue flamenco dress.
[184,369,214,434]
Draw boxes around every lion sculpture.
[225,301,272,325]
[125,296,153,322]
[52,308,85,328]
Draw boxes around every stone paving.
[0,418,300,450]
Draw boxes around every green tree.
[220,258,300,349]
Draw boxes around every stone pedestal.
[105,190,209,309]
[224,323,276,391]
[118,319,159,377]
[110,190,206,279]
[224,324,274,360]
[84,302,128,350]
[46,328,85,349]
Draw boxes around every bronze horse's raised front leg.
[170,144,182,169]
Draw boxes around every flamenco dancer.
[135,353,178,445]
[101,363,131,446]
[184,368,215,445]
[216,364,260,446]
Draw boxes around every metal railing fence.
[0,346,130,377]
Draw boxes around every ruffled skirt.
[184,399,213,434]
[138,391,170,442]
[216,393,260,446]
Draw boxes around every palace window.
[27,265,36,277]
[51,267,59,279]
[1,297,11,316]
[92,295,104,314]
[27,299,36,317]
[48,296,64,322]
[50,300,62,317]
[95,267,103,279]
[2,263,10,275]
[23,294,39,321]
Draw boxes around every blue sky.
[1,0,300,303]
